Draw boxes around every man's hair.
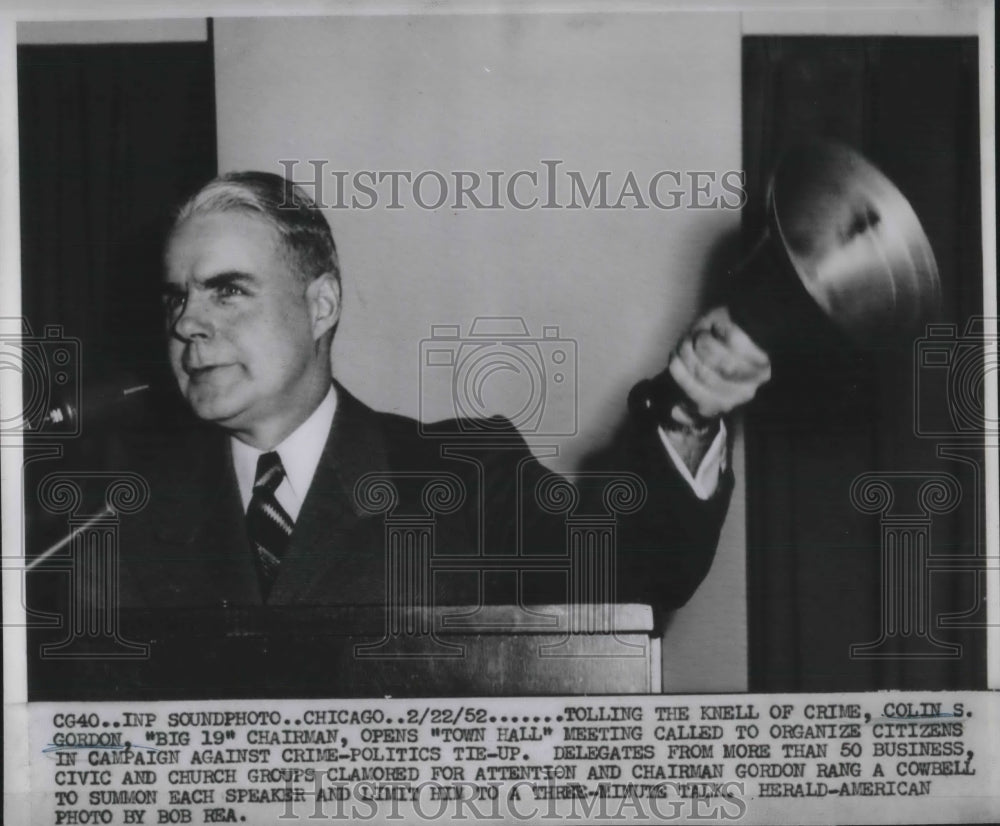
[172,171,340,285]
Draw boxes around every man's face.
[163,211,334,443]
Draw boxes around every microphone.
[39,376,155,432]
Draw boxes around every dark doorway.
[743,37,985,691]
[18,37,217,700]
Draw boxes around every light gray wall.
[17,18,207,43]
[214,12,747,691]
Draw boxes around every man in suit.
[117,171,769,628]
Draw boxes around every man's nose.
[172,294,214,340]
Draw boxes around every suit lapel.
[268,383,390,604]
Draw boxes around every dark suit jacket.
[115,382,733,620]
[30,381,733,698]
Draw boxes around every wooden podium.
[31,604,660,699]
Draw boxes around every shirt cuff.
[657,420,728,501]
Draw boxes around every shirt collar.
[230,385,338,510]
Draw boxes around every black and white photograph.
[2,2,996,824]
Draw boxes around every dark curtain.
[743,38,984,691]
[18,41,217,698]
[18,41,217,387]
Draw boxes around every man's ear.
[306,272,341,340]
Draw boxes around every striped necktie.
[246,451,294,600]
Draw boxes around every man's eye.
[162,293,185,312]
[218,284,246,298]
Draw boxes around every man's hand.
[667,306,771,424]
[658,306,771,477]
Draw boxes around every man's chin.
[183,392,249,428]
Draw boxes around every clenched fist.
[667,306,771,426]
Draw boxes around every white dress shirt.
[658,422,727,501]
[231,387,338,520]
[231,385,725,516]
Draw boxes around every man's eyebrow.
[161,271,257,293]
[201,271,257,289]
